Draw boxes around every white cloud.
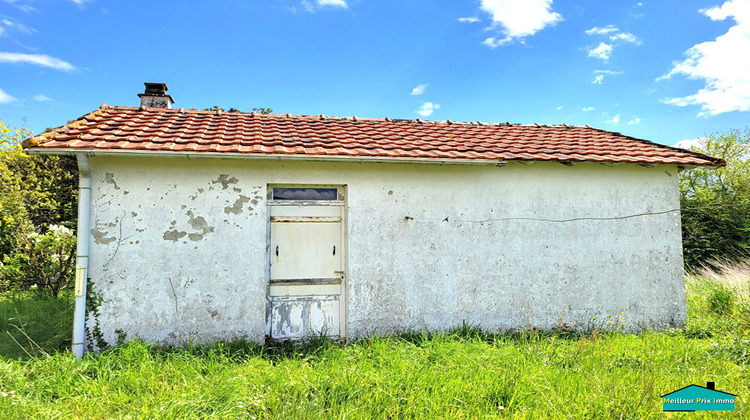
[591,69,623,84]
[586,25,640,44]
[482,37,512,48]
[673,137,706,150]
[610,32,640,44]
[0,0,35,12]
[585,25,619,36]
[478,0,563,47]
[0,52,75,71]
[410,84,428,96]
[555,106,563,110]
[585,25,640,61]
[417,102,440,117]
[606,114,621,124]
[33,94,52,102]
[587,42,613,61]
[317,0,347,8]
[295,0,346,12]
[300,0,314,12]
[0,17,35,35]
[637,2,643,6]
[660,0,750,116]
[581,106,596,112]
[458,17,480,23]
[627,117,641,125]
[0,87,16,103]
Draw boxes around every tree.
[680,129,750,268]
[1,120,79,296]
[0,121,78,231]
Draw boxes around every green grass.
[0,290,73,359]
[0,264,748,419]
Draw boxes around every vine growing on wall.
[84,279,109,351]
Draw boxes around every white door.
[267,187,345,340]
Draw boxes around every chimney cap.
[137,82,174,108]
[141,82,169,96]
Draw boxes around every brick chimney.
[138,82,174,109]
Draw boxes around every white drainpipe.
[72,154,91,358]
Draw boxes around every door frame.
[265,184,348,339]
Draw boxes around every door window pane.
[273,188,337,200]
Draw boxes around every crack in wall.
[167,277,179,317]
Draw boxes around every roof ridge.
[99,105,595,129]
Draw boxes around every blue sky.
[1,0,749,146]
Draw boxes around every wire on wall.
[404,202,750,224]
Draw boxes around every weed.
[707,282,736,315]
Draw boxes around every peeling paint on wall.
[224,195,251,214]
[186,210,215,240]
[212,174,239,190]
[104,173,121,190]
[162,209,215,242]
[163,229,187,241]
[91,227,116,245]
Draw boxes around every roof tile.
[23,106,723,167]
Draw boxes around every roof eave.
[24,148,717,167]
[23,148,511,166]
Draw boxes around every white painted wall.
[86,155,685,347]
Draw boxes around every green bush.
[0,225,77,297]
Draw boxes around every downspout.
[72,154,91,358]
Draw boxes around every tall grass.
[0,290,73,359]
[685,259,750,335]
[0,263,748,418]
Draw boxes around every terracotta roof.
[23,105,723,166]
